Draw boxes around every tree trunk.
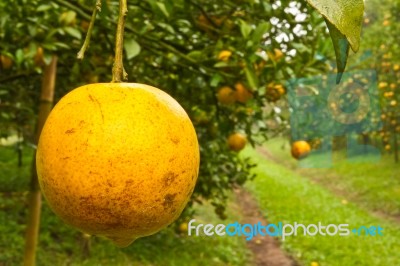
[23,56,57,266]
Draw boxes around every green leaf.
[101,0,111,16]
[124,38,141,60]
[306,0,364,52]
[186,50,203,62]
[36,4,51,12]
[157,22,175,34]
[239,19,252,39]
[156,2,170,18]
[291,43,311,54]
[325,19,349,83]
[146,0,168,18]
[210,73,223,87]
[53,42,70,49]
[244,65,258,90]
[64,27,82,40]
[15,49,24,65]
[213,61,229,68]
[251,22,270,44]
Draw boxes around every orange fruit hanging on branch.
[265,82,286,102]
[34,47,45,67]
[217,86,236,105]
[36,83,200,247]
[234,82,253,103]
[218,50,232,61]
[267,48,284,62]
[0,54,13,70]
[291,140,311,160]
[227,132,247,152]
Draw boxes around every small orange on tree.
[227,132,247,152]
[291,140,311,160]
[217,86,236,105]
[234,82,253,103]
[266,82,286,102]
[0,54,13,70]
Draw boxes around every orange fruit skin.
[227,133,247,152]
[234,82,253,103]
[291,140,311,160]
[217,86,236,105]
[0,55,13,70]
[178,222,188,233]
[266,82,285,102]
[34,47,45,67]
[36,83,200,247]
[218,50,232,61]
[273,48,284,61]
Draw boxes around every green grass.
[243,146,400,266]
[264,138,400,218]
[0,146,33,192]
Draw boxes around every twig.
[77,0,102,59]
[111,0,128,82]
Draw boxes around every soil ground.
[234,188,298,266]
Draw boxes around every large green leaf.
[306,0,364,52]
[325,19,349,83]
[307,0,364,82]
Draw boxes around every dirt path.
[234,188,298,266]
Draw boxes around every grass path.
[263,138,400,222]
[242,146,400,266]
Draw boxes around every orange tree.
[375,1,400,162]
[348,0,400,162]
[1,0,356,218]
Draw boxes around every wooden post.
[23,56,57,266]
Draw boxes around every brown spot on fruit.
[163,193,177,209]
[163,172,176,187]
[170,136,180,144]
[65,128,76,134]
[125,179,134,186]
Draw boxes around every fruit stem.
[77,0,102,60]
[111,0,128,83]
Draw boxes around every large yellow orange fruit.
[227,133,247,152]
[291,140,311,160]
[36,83,200,247]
